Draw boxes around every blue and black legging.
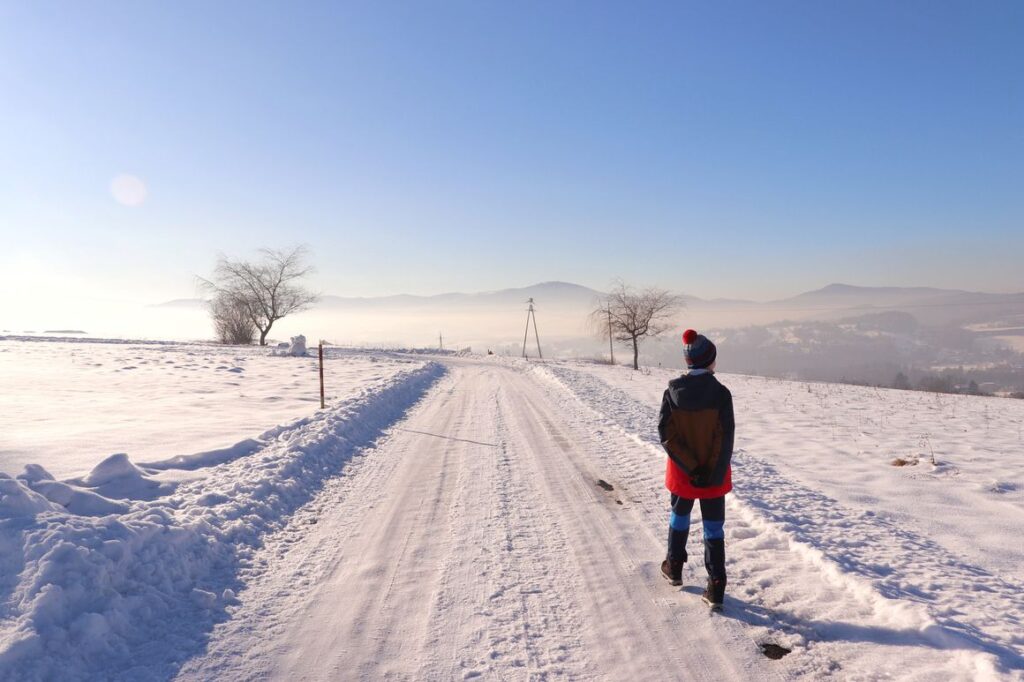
[668,494,726,582]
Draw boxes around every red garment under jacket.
[665,459,732,499]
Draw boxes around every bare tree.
[590,280,682,370]
[200,246,319,346]
[210,291,257,344]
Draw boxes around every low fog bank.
[6,282,1023,396]
[0,298,596,352]
[641,311,1024,397]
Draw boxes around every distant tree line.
[891,368,1024,397]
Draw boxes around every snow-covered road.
[178,359,775,681]
[6,344,1018,680]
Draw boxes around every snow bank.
[0,477,64,518]
[144,438,264,471]
[0,360,445,681]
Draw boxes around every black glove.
[689,465,711,488]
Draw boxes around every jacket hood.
[666,373,720,409]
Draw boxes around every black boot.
[702,537,726,609]
[660,558,684,586]
[702,577,725,609]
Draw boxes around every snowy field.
[0,337,414,479]
[1,339,1022,680]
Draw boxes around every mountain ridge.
[152,282,1024,330]
[154,281,1022,311]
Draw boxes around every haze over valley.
[7,280,1023,395]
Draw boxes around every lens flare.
[110,174,148,206]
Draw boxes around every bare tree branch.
[590,280,682,369]
[209,291,257,344]
[200,246,319,345]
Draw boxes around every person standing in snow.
[657,329,734,610]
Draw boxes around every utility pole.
[521,298,543,360]
[439,332,443,351]
[606,302,615,365]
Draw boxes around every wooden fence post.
[318,341,325,409]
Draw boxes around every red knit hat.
[682,329,717,369]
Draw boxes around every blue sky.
[1,0,1021,309]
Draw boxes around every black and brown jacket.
[657,372,735,488]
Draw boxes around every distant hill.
[790,283,959,299]
[151,299,208,309]
[152,281,1024,333]
[153,282,604,312]
[317,281,604,310]
[764,284,1024,327]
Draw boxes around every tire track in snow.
[182,363,596,681]
[419,369,591,680]
[180,360,778,680]
[177,372,463,681]
[503,369,773,681]
[268,376,466,681]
